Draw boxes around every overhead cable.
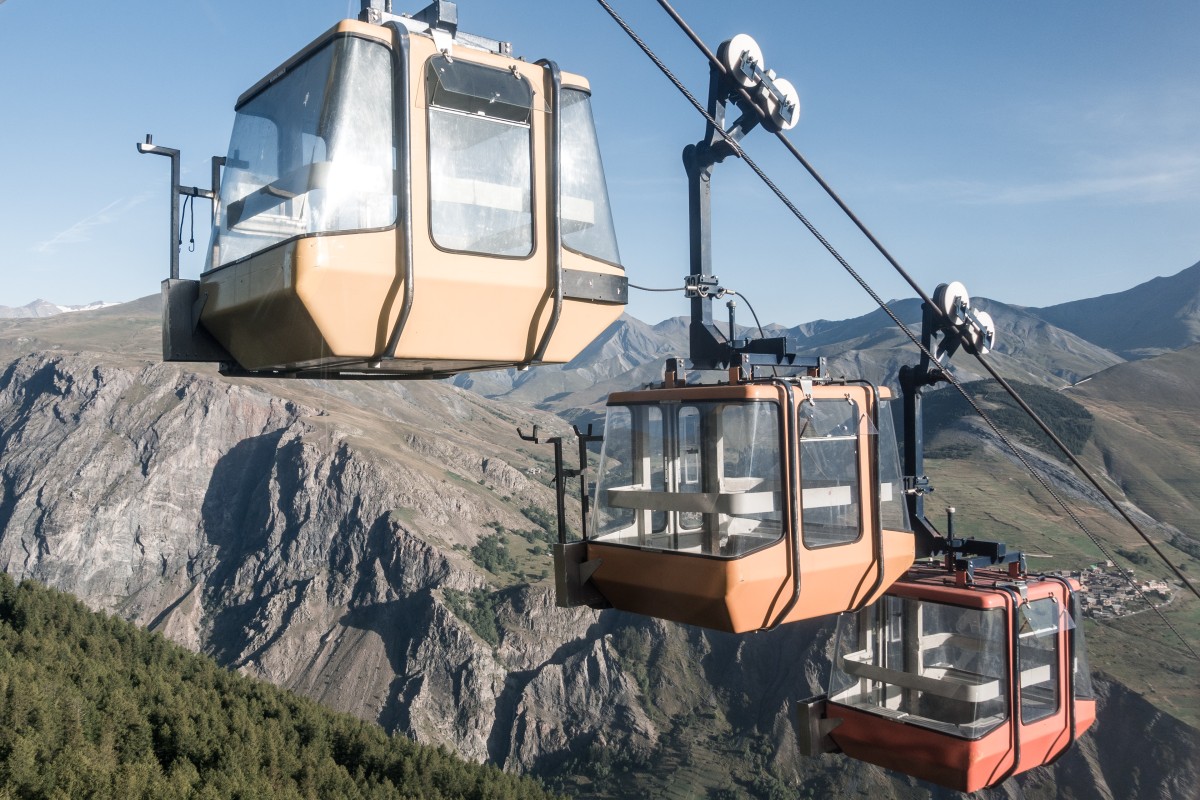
[594,0,1199,658]
[652,0,1199,606]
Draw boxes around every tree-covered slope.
[0,572,558,800]
[920,378,1095,457]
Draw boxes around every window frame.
[423,54,537,260]
[1016,597,1063,725]
[589,398,788,560]
[798,398,866,550]
[208,32,399,273]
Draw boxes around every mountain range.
[456,260,1200,424]
[0,299,117,319]
[0,260,1197,797]
[1029,260,1200,358]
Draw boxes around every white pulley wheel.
[720,33,763,88]
[766,77,801,131]
[969,310,996,354]
[937,280,971,325]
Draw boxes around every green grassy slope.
[914,352,1200,727]
[1070,345,1200,537]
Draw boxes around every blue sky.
[1,1,1197,326]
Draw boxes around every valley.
[0,262,1197,797]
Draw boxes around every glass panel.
[590,401,783,557]
[877,399,911,531]
[830,597,1009,739]
[427,58,533,257]
[428,110,532,256]
[591,405,664,543]
[677,406,703,531]
[800,400,861,547]
[719,403,784,556]
[828,609,866,701]
[212,36,396,267]
[560,89,621,265]
[1069,590,1094,700]
[1018,598,1061,723]
[426,54,532,123]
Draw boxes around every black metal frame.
[135,135,224,281]
[517,423,602,544]
[137,135,237,365]
[898,293,1024,577]
[683,56,813,376]
[518,423,610,609]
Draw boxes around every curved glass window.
[829,596,1009,739]
[560,89,621,266]
[1018,598,1061,723]
[210,35,396,268]
[877,399,911,532]
[591,401,783,557]
[799,399,863,547]
[426,56,533,257]
[1069,590,1094,701]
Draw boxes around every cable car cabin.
[178,12,626,377]
[580,376,915,633]
[822,567,1096,793]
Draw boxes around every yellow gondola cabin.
[143,3,627,378]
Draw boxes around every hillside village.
[1052,562,1176,619]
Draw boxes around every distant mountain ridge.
[459,297,1125,420]
[1026,260,1200,358]
[0,298,117,319]
[453,260,1198,418]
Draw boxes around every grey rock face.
[0,325,1195,796]
[0,350,653,769]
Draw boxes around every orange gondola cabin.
[803,565,1096,792]
[543,30,917,632]
[568,365,915,632]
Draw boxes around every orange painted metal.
[827,570,1096,792]
[586,380,915,633]
[199,20,624,375]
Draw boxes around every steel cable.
[651,0,1199,603]
[595,0,1199,658]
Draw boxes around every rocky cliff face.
[0,342,816,778]
[0,304,1195,797]
[0,348,648,768]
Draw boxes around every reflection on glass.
[426,56,533,257]
[211,36,395,268]
[591,401,783,557]
[1018,598,1061,723]
[830,597,1010,739]
[877,399,911,531]
[800,399,862,547]
[428,110,532,256]
[560,89,621,265]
